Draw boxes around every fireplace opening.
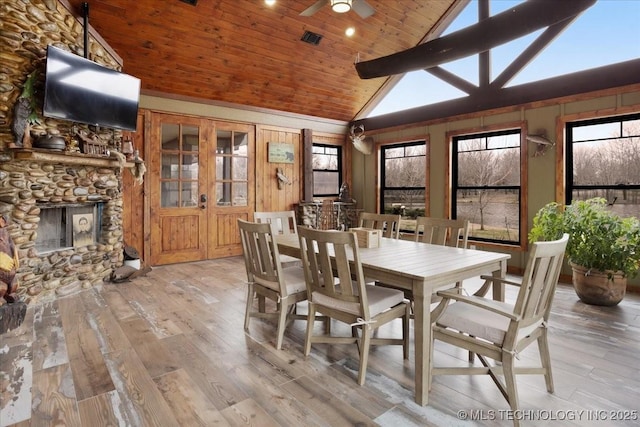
[36,203,103,253]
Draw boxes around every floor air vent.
[301,31,323,45]
[179,0,198,5]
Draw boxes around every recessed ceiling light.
[265,0,276,6]
[345,27,355,37]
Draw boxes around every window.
[160,123,199,207]
[216,130,249,206]
[380,141,427,231]
[312,144,342,197]
[452,129,522,245]
[566,113,640,218]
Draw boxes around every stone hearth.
[0,150,126,304]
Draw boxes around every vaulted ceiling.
[62,0,460,122]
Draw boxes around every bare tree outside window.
[568,114,640,218]
[312,144,341,197]
[453,130,521,244]
[381,141,426,231]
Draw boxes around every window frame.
[215,129,249,207]
[379,140,428,229]
[312,143,342,198]
[565,112,640,206]
[449,124,527,248]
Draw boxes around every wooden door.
[207,122,254,258]
[149,113,209,265]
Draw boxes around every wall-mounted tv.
[43,45,141,131]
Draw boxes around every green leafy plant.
[529,197,640,278]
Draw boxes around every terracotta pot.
[570,262,626,306]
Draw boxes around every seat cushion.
[436,299,542,344]
[281,266,308,295]
[279,254,301,267]
[312,284,405,317]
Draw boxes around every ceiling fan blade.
[352,0,375,19]
[300,0,328,17]
[355,0,595,79]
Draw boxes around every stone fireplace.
[0,150,126,303]
[0,0,134,306]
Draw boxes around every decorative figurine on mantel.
[9,70,40,149]
[339,182,353,203]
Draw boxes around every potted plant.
[529,197,640,306]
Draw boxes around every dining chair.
[254,210,298,235]
[429,234,569,427]
[414,216,471,302]
[358,212,401,239]
[254,210,300,266]
[238,219,308,350]
[297,226,410,385]
[414,216,470,248]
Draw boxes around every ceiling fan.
[300,0,375,19]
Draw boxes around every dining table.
[275,233,511,406]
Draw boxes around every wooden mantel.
[11,149,134,168]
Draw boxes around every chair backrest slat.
[513,234,569,322]
[238,219,289,296]
[358,212,401,239]
[298,227,366,311]
[254,211,298,235]
[415,217,470,248]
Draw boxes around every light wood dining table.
[275,234,511,406]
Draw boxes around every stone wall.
[0,0,124,150]
[0,0,130,304]
[296,202,360,230]
[0,152,125,303]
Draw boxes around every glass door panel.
[161,123,200,208]
[216,130,248,207]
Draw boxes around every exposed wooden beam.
[355,0,596,79]
[354,59,640,131]
[491,18,578,89]
[425,67,477,95]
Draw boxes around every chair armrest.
[479,275,522,287]
[435,290,520,321]
[473,275,522,297]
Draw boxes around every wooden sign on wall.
[268,142,294,163]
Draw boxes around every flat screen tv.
[43,45,140,131]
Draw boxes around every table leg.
[413,279,428,405]
[492,259,508,302]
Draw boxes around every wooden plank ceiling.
[63,0,458,122]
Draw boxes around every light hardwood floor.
[1,256,639,426]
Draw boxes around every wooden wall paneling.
[142,110,153,265]
[256,126,302,213]
[122,112,146,261]
[308,130,350,194]
[302,129,314,202]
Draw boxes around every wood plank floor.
[2,256,639,426]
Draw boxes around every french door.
[149,113,253,265]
